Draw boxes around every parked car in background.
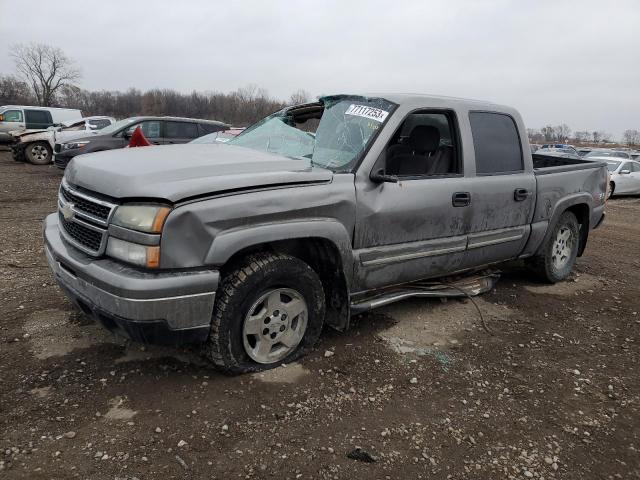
[44,93,607,373]
[602,159,640,197]
[10,116,116,165]
[631,151,640,160]
[529,143,542,153]
[585,149,631,160]
[577,147,592,157]
[540,143,578,155]
[0,105,81,142]
[53,116,229,169]
[539,144,579,156]
[189,128,245,144]
[536,147,581,160]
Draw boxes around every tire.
[607,182,615,199]
[25,141,52,165]
[529,211,580,283]
[204,252,325,375]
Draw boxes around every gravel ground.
[1,150,639,479]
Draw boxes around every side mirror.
[122,130,132,140]
[620,169,631,175]
[370,168,399,183]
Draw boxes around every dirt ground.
[1,149,639,480]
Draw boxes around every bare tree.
[622,129,640,147]
[10,43,81,106]
[0,75,34,105]
[289,89,311,105]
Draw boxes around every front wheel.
[529,211,579,283]
[204,252,325,374]
[25,141,52,165]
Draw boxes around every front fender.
[205,219,354,286]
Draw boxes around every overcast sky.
[1,0,638,137]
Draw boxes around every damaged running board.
[350,271,500,314]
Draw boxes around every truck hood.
[64,143,333,202]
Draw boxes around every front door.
[353,111,472,292]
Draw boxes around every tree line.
[1,43,639,143]
[1,43,307,126]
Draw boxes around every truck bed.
[532,153,605,175]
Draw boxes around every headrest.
[410,125,440,153]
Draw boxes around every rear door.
[24,109,53,129]
[164,121,200,144]
[461,111,536,268]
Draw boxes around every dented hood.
[64,143,332,202]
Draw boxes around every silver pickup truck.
[43,94,607,373]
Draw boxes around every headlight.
[112,204,171,233]
[106,237,160,268]
[62,141,90,151]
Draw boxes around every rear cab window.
[469,112,523,174]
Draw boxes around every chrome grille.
[59,213,104,252]
[58,180,117,256]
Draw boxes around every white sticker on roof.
[345,104,389,123]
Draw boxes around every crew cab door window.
[24,110,52,129]
[469,112,523,174]
[383,111,460,177]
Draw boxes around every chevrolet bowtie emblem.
[62,202,75,221]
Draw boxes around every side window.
[2,109,23,122]
[24,110,52,128]
[632,163,640,172]
[199,123,224,135]
[89,119,111,130]
[165,121,199,139]
[469,112,523,174]
[125,120,161,138]
[621,162,633,172]
[384,111,459,177]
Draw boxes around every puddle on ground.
[376,297,512,366]
[103,396,137,421]
[252,363,310,384]
[23,309,115,359]
[524,273,602,296]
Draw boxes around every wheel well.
[222,238,350,331]
[609,181,615,195]
[565,203,590,256]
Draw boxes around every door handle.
[452,192,471,207]
[514,188,530,201]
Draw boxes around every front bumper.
[43,214,218,345]
[53,152,74,169]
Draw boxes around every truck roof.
[360,93,518,115]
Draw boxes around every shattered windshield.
[229,96,396,171]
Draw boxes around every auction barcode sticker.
[345,104,389,123]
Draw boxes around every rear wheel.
[529,211,580,283]
[25,141,52,165]
[204,252,325,375]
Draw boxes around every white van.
[0,105,82,142]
